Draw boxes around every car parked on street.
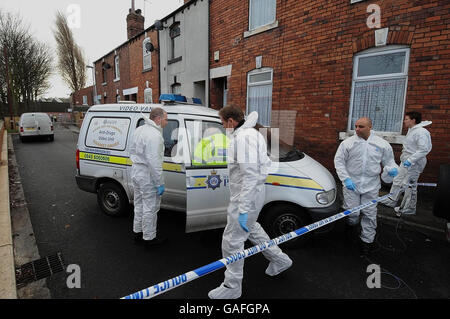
[19,112,54,142]
[75,95,339,247]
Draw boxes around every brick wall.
[210,0,450,182]
[93,29,160,105]
[72,86,94,106]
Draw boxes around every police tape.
[121,186,411,300]
[417,183,437,187]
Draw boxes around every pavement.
[0,122,448,299]
[0,122,16,299]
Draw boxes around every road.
[11,124,450,300]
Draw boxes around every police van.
[75,95,339,246]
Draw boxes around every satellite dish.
[145,42,155,53]
[154,20,164,31]
[102,63,111,70]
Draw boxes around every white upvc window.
[171,83,181,95]
[114,55,120,81]
[143,38,152,71]
[349,46,410,134]
[249,0,276,31]
[247,68,273,127]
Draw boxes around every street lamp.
[86,65,98,105]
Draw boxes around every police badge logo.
[206,171,222,190]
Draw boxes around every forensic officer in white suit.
[130,108,168,247]
[208,106,292,299]
[383,112,432,216]
[334,117,399,256]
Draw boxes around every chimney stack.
[127,0,145,40]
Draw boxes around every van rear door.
[22,114,38,133]
[184,116,230,233]
[36,113,52,135]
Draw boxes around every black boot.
[143,235,168,248]
[134,232,144,244]
[345,224,359,242]
[359,240,372,257]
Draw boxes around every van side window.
[163,120,180,158]
[136,118,180,158]
[137,118,145,128]
[185,120,227,167]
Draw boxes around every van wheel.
[49,135,54,142]
[97,182,130,217]
[261,203,312,249]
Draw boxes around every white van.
[75,98,339,246]
[19,113,54,142]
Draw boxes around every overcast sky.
[0,0,184,98]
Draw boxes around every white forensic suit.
[129,116,165,241]
[385,121,432,214]
[334,133,398,244]
[209,112,292,299]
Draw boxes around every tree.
[53,11,86,94]
[0,11,53,115]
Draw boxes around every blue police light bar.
[192,98,202,105]
[159,94,187,103]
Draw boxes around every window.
[247,68,273,127]
[185,120,226,167]
[171,83,181,95]
[137,119,179,158]
[143,38,152,71]
[249,0,276,31]
[82,95,88,105]
[114,55,120,80]
[102,63,107,84]
[349,47,410,133]
[169,22,181,61]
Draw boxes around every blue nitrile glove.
[388,168,398,177]
[238,212,249,232]
[403,160,412,168]
[157,185,165,196]
[344,178,356,191]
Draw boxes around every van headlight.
[316,189,336,205]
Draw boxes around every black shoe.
[345,224,359,242]
[134,232,144,244]
[359,241,372,257]
[144,236,168,248]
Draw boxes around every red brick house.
[208,0,450,182]
[72,86,94,107]
[92,6,160,106]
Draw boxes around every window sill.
[143,67,153,73]
[168,56,182,65]
[339,131,405,144]
[244,21,279,39]
[113,78,120,83]
[102,82,107,86]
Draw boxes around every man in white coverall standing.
[334,117,399,256]
[208,106,293,299]
[130,108,168,247]
[382,112,432,216]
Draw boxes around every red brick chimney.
[127,0,145,40]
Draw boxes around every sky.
[0,0,184,98]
